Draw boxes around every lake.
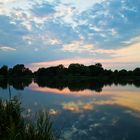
[0,79,140,140]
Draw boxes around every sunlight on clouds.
[113,93,140,112]
[94,88,140,113]
[61,85,140,114]
[41,34,61,45]
[28,58,94,71]
[49,108,58,116]
[62,101,94,113]
[62,40,94,53]
[30,82,140,113]
[22,33,61,47]
[61,36,140,63]
[113,38,140,62]
[62,40,115,54]
[28,37,140,70]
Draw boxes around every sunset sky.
[0,0,140,70]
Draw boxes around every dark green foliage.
[0,97,55,140]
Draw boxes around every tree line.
[0,63,140,78]
[0,64,32,77]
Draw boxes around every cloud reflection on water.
[30,82,140,113]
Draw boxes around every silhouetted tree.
[133,68,140,76]
[88,64,104,76]
[35,65,67,77]
[34,63,140,79]
[103,69,113,76]
[0,65,8,77]
[95,63,102,68]
[10,64,32,77]
[118,69,128,76]
[68,63,89,75]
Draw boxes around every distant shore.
[0,63,140,81]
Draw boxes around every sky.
[0,0,140,71]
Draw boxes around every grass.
[0,97,56,140]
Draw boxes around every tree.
[88,63,103,76]
[0,65,8,76]
[133,68,140,76]
[68,63,88,75]
[95,63,102,68]
[118,69,128,76]
[10,64,32,77]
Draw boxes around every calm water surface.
[0,81,140,140]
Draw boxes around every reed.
[0,97,55,140]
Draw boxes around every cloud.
[27,57,94,71]
[62,40,94,53]
[0,46,16,51]
[122,35,140,46]
[60,0,107,13]
[0,0,140,69]
[113,38,140,62]
[40,34,61,45]
[94,87,140,112]
[61,40,115,55]
[61,35,140,62]
[62,101,94,113]
[28,36,140,71]
[53,4,78,28]
[0,0,34,16]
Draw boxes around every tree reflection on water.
[0,77,140,92]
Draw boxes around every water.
[0,79,140,140]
